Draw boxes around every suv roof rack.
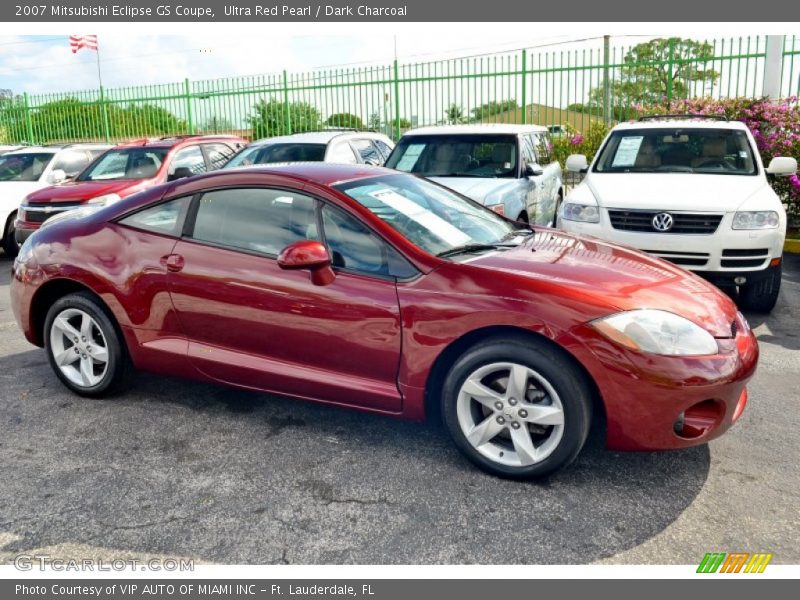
[638,114,728,122]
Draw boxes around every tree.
[367,112,382,130]
[577,38,720,120]
[201,115,234,133]
[471,99,519,122]
[247,98,321,139]
[445,103,465,125]
[326,112,364,129]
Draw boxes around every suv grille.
[608,210,723,234]
[24,201,83,224]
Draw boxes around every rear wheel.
[441,338,592,479]
[2,212,19,258]
[44,292,134,397]
[738,264,781,314]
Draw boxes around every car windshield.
[385,134,518,178]
[224,143,327,167]
[593,127,758,175]
[78,148,169,181]
[335,173,527,257]
[0,152,55,182]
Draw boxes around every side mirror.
[277,240,335,286]
[169,166,194,181]
[565,154,589,173]
[765,156,797,177]
[49,169,67,184]
[524,163,544,177]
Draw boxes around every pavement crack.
[86,515,196,542]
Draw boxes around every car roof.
[402,124,548,136]
[195,161,398,187]
[612,118,750,132]
[4,146,59,155]
[248,130,391,147]
[116,134,244,149]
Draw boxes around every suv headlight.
[732,211,779,230]
[87,193,121,207]
[562,202,600,223]
[590,309,718,356]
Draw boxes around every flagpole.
[95,35,111,143]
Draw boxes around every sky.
[0,32,635,96]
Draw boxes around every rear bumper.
[558,314,759,451]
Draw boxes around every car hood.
[428,176,515,203]
[586,173,766,212]
[0,181,48,204]
[465,229,737,337]
[25,179,150,203]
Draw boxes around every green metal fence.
[1,35,798,145]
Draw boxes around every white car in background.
[560,115,797,313]
[0,143,110,257]
[384,124,564,225]
[224,131,395,168]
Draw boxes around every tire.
[2,212,19,258]
[738,264,781,314]
[441,337,592,479]
[516,211,529,224]
[44,292,134,397]
[551,193,563,228]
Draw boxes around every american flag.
[69,35,98,54]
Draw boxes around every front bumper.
[559,312,759,451]
[561,210,784,274]
[14,220,37,244]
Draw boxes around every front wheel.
[44,292,134,397]
[441,338,592,479]
[550,193,563,228]
[2,212,19,258]
[738,264,781,314]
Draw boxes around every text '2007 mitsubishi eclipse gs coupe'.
[10,163,758,478]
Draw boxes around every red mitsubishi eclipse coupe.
[10,163,758,478]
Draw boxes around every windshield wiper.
[436,243,503,258]
[429,172,487,178]
[437,240,525,257]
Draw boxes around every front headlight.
[590,309,718,356]
[731,210,779,230]
[87,193,121,207]
[562,202,600,223]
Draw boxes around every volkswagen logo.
[652,212,674,232]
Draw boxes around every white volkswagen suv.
[560,115,796,313]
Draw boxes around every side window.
[321,204,415,278]
[118,196,191,237]
[521,136,537,166]
[204,143,236,171]
[533,133,552,164]
[191,188,318,256]
[169,145,207,176]
[327,142,359,164]
[373,139,394,161]
[51,150,92,177]
[352,139,382,164]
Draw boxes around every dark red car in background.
[10,163,758,478]
[15,134,246,245]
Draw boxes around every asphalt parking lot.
[0,252,798,565]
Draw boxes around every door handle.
[161,254,185,272]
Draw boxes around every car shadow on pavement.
[742,254,800,351]
[0,346,710,565]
